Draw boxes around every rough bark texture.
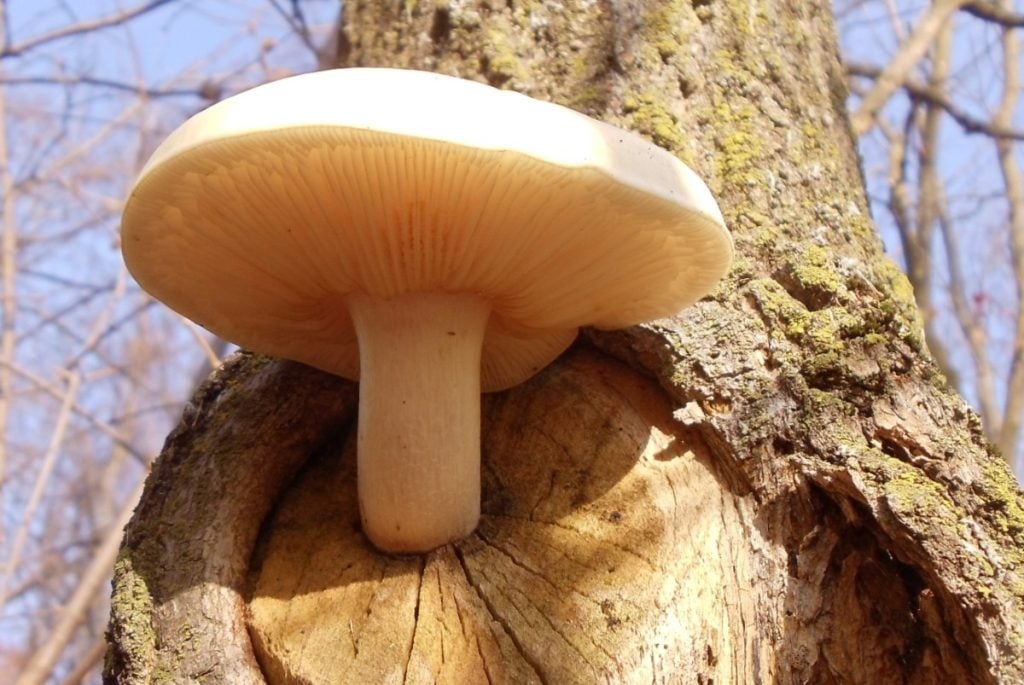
[105,358,357,683]
[107,0,1024,683]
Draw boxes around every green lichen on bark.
[869,453,965,534]
[981,458,1024,540]
[106,555,157,682]
[640,0,689,61]
[779,244,852,305]
[711,100,766,187]
[482,29,526,85]
[622,92,684,151]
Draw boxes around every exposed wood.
[250,349,765,683]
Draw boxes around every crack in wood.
[475,634,495,685]
[529,469,558,522]
[477,526,645,620]
[452,538,549,685]
[402,558,426,684]
[520,516,659,572]
[474,531,620,676]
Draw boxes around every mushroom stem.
[348,291,490,553]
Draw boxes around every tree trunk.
[106,1,1024,683]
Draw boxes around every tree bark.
[107,1,1024,683]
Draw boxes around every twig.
[57,637,106,685]
[266,0,320,60]
[964,0,1024,26]
[992,3,1024,461]
[63,268,127,371]
[911,19,964,395]
[847,61,1024,141]
[181,314,229,372]
[938,207,999,431]
[15,478,145,685]
[0,5,14,549]
[6,362,147,465]
[0,75,201,99]
[886,106,918,284]
[0,372,81,615]
[850,0,966,135]
[0,0,178,58]
[924,21,1000,431]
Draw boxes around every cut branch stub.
[247,348,763,683]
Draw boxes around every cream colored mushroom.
[121,68,732,553]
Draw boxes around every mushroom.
[121,68,732,553]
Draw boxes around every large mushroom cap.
[122,68,732,390]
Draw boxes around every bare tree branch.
[0,372,81,615]
[847,61,1024,141]
[15,479,145,685]
[57,638,105,685]
[266,0,319,59]
[913,20,958,393]
[923,20,1001,438]
[886,108,920,301]
[0,75,204,99]
[0,2,10,55]
[964,0,1024,26]
[9,363,148,466]
[0,0,178,59]
[992,4,1024,458]
[938,207,999,431]
[0,5,15,550]
[851,0,967,135]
